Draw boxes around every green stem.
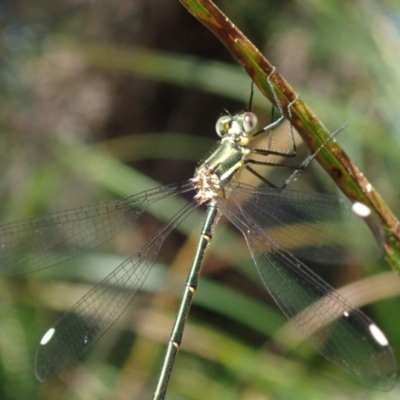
[179,0,400,271]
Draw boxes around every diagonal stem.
[179,0,400,271]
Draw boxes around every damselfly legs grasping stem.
[0,78,396,398]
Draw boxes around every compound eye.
[215,115,232,137]
[242,112,258,133]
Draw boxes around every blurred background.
[1,0,400,399]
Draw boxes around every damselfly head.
[215,112,259,145]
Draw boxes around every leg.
[279,123,347,191]
[253,94,299,159]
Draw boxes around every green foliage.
[1,1,400,399]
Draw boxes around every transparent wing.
[217,189,397,391]
[229,182,383,264]
[0,181,193,275]
[34,201,197,382]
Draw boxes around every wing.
[0,181,193,275]
[227,182,383,265]
[34,201,197,381]
[217,191,397,391]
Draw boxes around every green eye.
[242,112,258,133]
[215,115,232,137]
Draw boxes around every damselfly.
[0,79,397,399]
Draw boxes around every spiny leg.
[253,67,298,155]
[247,67,297,158]
[244,93,300,187]
[252,92,299,159]
[280,123,347,190]
[245,71,345,191]
[263,68,347,190]
[245,124,345,191]
[248,80,255,112]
